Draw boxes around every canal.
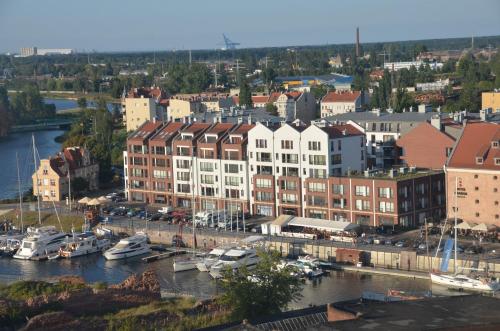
[0,254,456,309]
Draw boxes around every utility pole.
[189,50,192,68]
[32,135,42,225]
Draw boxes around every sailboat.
[173,155,204,272]
[430,177,499,293]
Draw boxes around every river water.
[0,98,120,200]
[0,254,454,309]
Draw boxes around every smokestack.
[356,27,360,57]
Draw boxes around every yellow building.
[122,87,167,132]
[167,97,201,120]
[482,91,500,113]
[32,147,99,202]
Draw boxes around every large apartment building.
[124,120,446,227]
[247,121,367,217]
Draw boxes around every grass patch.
[3,211,84,233]
[0,280,85,301]
[105,298,231,331]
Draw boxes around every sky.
[0,0,499,53]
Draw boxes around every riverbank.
[0,270,230,331]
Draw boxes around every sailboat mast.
[32,134,42,225]
[16,152,24,232]
[454,176,458,273]
[191,151,195,254]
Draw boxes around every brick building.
[445,122,500,226]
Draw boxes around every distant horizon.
[7,33,500,55]
[1,0,499,53]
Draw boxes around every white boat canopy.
[288,217,359,233]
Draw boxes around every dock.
[141,247,201,263]
[332,263,430,280]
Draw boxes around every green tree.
[239,80,253,108]
[0,86,10,136]
[265,103,278,116]
[392,88,415,112]
[310,85,329,100]
[77,97,87,110]
[220,250,303,321]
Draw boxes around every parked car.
[385,239,394,246]
[465,246,483,254]
[102,206,114,214]
[149,213,162,222]
[373,238,385,245]
[395,240,408,248]
[106,192,118,200]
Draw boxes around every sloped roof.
[321,124,364,138]
[447,122,500,170]
[322,91,361,103]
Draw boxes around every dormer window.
[492,141,499,149]
[476,157,483,165]
[495,158,500,166]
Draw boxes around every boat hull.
[103,247,151,260]
[174,258,203,272]
[431,273,499,293]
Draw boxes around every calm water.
[0,130,64,200]
[0,254,453,308]
[45,98,119,113]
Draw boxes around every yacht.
[103,233,151,260]
[430,273,500,293]
[0,238,22,257]
[173,255,205,272]
[196,247,230,272]
[13,226,67,260]
[60,232,111,258]
[209,247,260,279]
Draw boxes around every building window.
[50,179,56,186]
[332,184,344,195]
[494,188,498,192]
[494,176,498,180]
[474,174,478,179]
[308,141,321,151]
[255,139,267,148]
[495,201,499,206]
[281,140,293,149]
[308,182,326,193]
[475,212,480,217]
[475,187,479,191]
[355,186,370,197]
[475,199,479,204]
[476,157,483,165]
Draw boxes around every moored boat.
[103,232,151,260]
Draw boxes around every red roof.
[447,122,500,170]
[322,91,361,103]
[268,92,282,103]
[321,124,364,138]
[285,91,302,100]
[127,87,166,100]
[251,96,269,104]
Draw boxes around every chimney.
[356,27,360,58]
[431,115,442,131]
[247,115,252,124]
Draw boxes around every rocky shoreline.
[0,270,229,331]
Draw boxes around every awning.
[455,221,476,230]
[78,197,90,204]
[288,217,359,233]
[269,215,294,227]
[87,198,101,206]
[471,223,496,232]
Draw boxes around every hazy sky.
[1,0,499,53]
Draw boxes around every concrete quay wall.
[107,225,500,276]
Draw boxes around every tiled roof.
[128,120,163,141]
[322,91,361,103]
[321,124,364,138]
[251,95,269,104]
[447,122,500,170]
[150,122,184,141]
[268,92,282,103]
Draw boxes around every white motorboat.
[209,247,260,279]
[196,247,230,272]
[0,238,22,257]
[103,233,151,260]
[60,232,111,258]
[13,226,67,260]
[173,255,205,272]
[430,273,499,293]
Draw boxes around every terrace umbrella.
[455,221,473,230]
[471,223,495,232]
[78,197,90,204]
[97,196,110,204]
[87,198,101,206]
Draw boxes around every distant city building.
[445,122,500,226]
[328,55,343,68]
[19,47,73,57]
[122,87,168,132]
[273,91,316,123]
[482,91,500,113]
[275,74,353,92]
[32,147,99,202]
[320,91,362,117]
[383,60,443,72]
[416,79,450,92]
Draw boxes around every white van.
[158,206,173,214]
[195,211,224,227]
